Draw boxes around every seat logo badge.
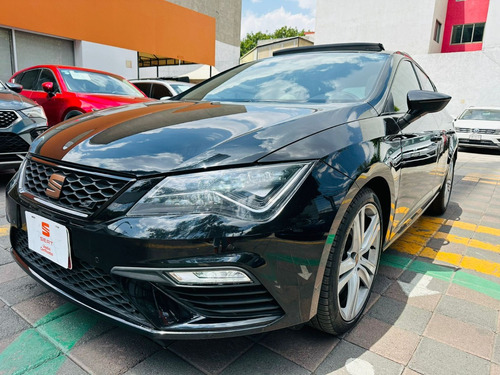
[46,173,66,199]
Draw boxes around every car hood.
[31,100,374,176]
[0,90,38,110]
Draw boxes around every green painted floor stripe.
[0,329,61,375]
[38,309,101,352]
[380,253,413,268]
[24,355,67,375]
[381,253,500,301]
[453,271,500,300]
[34,303,79,328]
[406,260,455,282]
[0,304,100,374]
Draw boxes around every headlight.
[128,162,314,221]
[21,105,47,120]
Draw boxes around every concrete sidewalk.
[1,149,499,375]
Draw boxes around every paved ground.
[0,148,499,375]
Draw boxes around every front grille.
[0,133,29,153]
[160,284,283,319]
[13,228,152,327]
[456,127,499,135]
[0,110,19,128]
[22,158,131,215]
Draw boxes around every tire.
[311,188,382,335]
[64,110,84,121]
[427,157,455,215]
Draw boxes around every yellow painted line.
[397,232,429,246]
[464,173,500,181]
[434,232,500,253]
[420,247,463,265]
[418,247,500,278]
[462,178,499,185]
[0,226,9,236]
[477,225,500,237]
[447,220,500,238]
[391,240,424,255]
[448,221,476,231]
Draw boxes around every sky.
[241,0,316,39]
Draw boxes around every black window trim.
[450,22,485,45]
[34,68,60,93]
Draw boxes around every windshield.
[179,52,389,104]
[170,83,193,94]
[60,69,144,97]
[459,108,500,121]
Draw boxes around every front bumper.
[6,157,348,339]
[456,132,500,149]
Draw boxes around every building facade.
[0,0,241,81]
[240,36,314,64]
[315,0,500,115]
[315,0,493,55]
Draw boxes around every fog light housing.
[166,268,253,285]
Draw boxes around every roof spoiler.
[273,43,385,56]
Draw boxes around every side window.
[415,67,435,92]
[387,61,421,113]
[12,72,24,84]
[34,69,60,92]
[151,83,172,99]
[17,69,41,90]
[134,82,151,97]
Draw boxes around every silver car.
[131,79,194,100]
[0,80,47,170]
[455,107,500,150]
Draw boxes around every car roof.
[14,64,126,79]
[131,79,192,85]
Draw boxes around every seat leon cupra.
[6,43,457,341]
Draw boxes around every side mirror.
[397,90,451,128]
[42,82,56,96]
[6,82,23,93]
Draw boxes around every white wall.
[428,0,448,53]
[483,0,500,50]
[315,0,438,55]
[415,51,500,117]
[75,41,138,79]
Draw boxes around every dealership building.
[0,0,241,82]
[315,0,500,115]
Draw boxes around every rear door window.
[133,82,152,97]
[151,83,172,99]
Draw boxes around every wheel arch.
[309,162,396,319]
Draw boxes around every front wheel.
[311,188,382,334]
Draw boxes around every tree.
[240,26,306,57]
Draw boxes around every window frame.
[451,22,486,45]
[434,20,442,43]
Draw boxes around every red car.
[10,65,154,126]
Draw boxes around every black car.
[0,80,47,170]
[6,43,456,340]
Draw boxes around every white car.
[455,107,500,150]
[131,79,194,100]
